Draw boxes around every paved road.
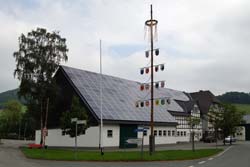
[0,139,249,167]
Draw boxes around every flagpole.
[99,39,104,155]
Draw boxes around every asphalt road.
[0,140,249,167]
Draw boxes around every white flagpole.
[100,39,104,155]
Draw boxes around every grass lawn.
[233,103,250,114]
[21,148,222,161]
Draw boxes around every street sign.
[71,118,77,122]
[134,128,146,132]
[77,120,86,124]
[126,138,142,144]
[134,127,149,132]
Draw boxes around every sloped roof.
[59,65,191,125]
[243,115,250,124]
[190,90,220,115]
[175,100,195,115]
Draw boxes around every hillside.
[217,91,250,114]
[217,91,250,104]
[233,104,250,114]
[0,88,23,109]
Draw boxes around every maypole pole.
[145,4,158,155]
[137,4,167,156]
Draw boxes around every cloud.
[0,0,250,95]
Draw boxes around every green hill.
[233,103,250,114]
[217,91,250,114]
[217,92,250,104]
[0,88,24,109]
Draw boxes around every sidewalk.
[0,139,33,148]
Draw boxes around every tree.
[208,105,223,148]
[208,103,245,145]
[60,96,88,137]
[0,110,4,144]
[221,104,245,141]
[0,100,23,139]
[186,116,201,152]
[13,27,68,143]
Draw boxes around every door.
[119,124,137,148]
[245,125,250,141]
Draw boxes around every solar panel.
[62,66,190,123]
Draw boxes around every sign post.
[133,127,149,159]
[71,118,86,160]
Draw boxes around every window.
[143,130,147,136]
[193,105,199,113]
[184,131,186,136]
[168,130,171,136]
[181,131,183,136]
[159,130,162,136]
[163,130,167,136]
[172,130,175,136]
[154,130,157,136]
[177,131,180,136]
[107,130,113,138]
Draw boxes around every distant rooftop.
[190,90,220,115]
[243,114,250,124]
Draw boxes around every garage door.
[119,124,137,148]
[245,125,250,141]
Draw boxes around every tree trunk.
[40,100,43,145]
[215,129,218,149]
[192,131,195,152]
[44,98,49,128]
[42,98,49,147]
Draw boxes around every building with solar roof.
[35,65,202,148]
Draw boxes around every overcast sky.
[0,0,250,95]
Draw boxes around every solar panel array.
[62,66,190,123]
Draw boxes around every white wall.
[176,129,190,142]
[35,124,120,147]
[35,124,202,147]
[102,125,120,147]
[173,129,202,142]
[235,126,245,141]
[137,126,177,145]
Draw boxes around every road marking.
[188,146,232,167]
[216,146,233,157]
[198,161,206,164]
